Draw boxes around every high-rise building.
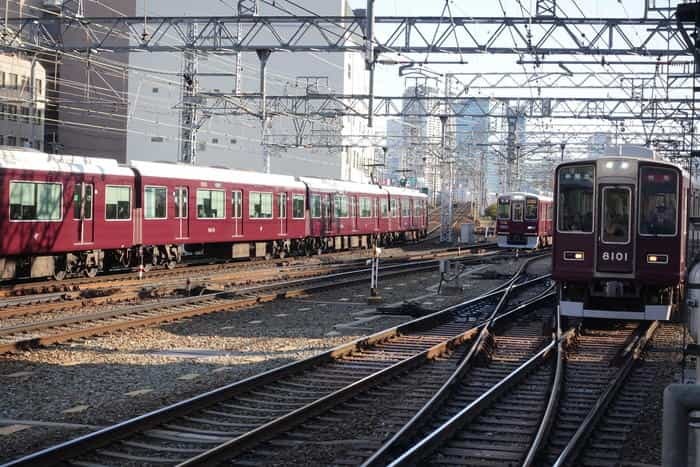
[400,83,442,201]
[0,54,46,150]
[2,1,375,181]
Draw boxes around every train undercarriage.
[1,229,427,280]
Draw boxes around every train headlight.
[647,254,668,264]
[564,251,584,261]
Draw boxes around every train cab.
[496,192,553,249]
[553,156,690,320]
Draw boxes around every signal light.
[647,254,668,264]
[564,251,584,261]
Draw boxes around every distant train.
[553,156,697,321]
[0,150,428,280]
[496,192,553,249]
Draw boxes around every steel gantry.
[0,14,693,57]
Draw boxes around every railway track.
[373,319,658,466]
[0,250,535,354]
[0,243,498,302]
[0,243,502,322]
[4,258,551,466]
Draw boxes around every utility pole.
[439,114,454,243]
[179,22,198,164]
[257,48,272,173]
[234,0,258,93]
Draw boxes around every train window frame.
[556,164,596,234]
[196,188,226,220]
[600,186,632,245]
[380,198,388,217]
[292,194,305,219]
[311,194,322,218]
[334,194,349,218]
[144,185,168,220]
[104,185,132,221]
[401,199,411,217]
[390,199,398,218]
[525,198,538,220]
[638,166,679,237]
[359,197,372,218]
[72,183,93,220]
[249,191,273,219]
[497,198,511,220]
[9,180,63,222]
[231,190,243,219]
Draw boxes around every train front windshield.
[558,165,594,233]
[640,167,678,236]
[497,198,511,220]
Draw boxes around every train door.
[278,192,287,235]
[232,190,243,237]
[174,186,190,239]
[596,184,634,274]
[352,196,358,231]
[374,198,380,231]
[74,182,94,244]
[322,193,332,234]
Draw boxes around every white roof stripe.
[130,160,305,189]
[498,191,553,202]
[299,176,386,195]
[0,149,134,177]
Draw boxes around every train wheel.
[166,260,177,270]
[279,250,287,259]
[53,270,66,281]
[84,267,99,278]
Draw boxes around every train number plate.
[601,251,628,262]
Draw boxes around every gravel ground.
[620,323,691,466]
[0,254,527,463]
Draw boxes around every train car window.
[249,192,273,219]
[311,194,321,218]
[497,198,510,220]
[360,197,372,218]
[601,187,631,244]
[293,194,305,219]
[10,181,62,221]
[401,200,410,217]
[196,189,225,219]
[380,199,388,217]
[334,195,349,218]
[278,193,287,219]
[144,186,167,219]
[73,184,93,220]
[557,165,594,233]
[391,199,398,217]
[232,190,242,219]
[105,186,131,220]
[525,198,538,220]
[639,167,678,236]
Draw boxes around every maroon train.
[0,150,428,280]
[553,155,695,321]
[496,192,553,249]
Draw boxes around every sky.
[345,0,685,96]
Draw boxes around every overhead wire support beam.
[197,93,697,121]
[0,15,693,57]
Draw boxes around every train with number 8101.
[553,155,698,321]
[0,149,428,280]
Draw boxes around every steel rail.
[389,337,558,466]
[550,321,659,467]
[362,259,551,466]
[3,263,547,466]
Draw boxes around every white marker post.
[368,246,383,304]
